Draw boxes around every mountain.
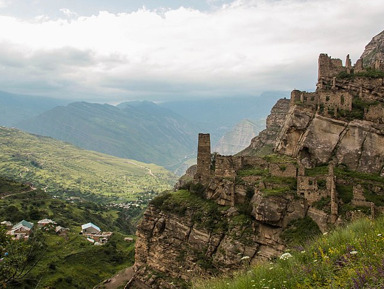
[213,119,265,155]
[17,101,197,171]
[128,29,384,288]
[160,92,289,143]
[0,90,68,127]
[361,29,384,67]
[0,126,177,203]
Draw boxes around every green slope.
[17,101,197,171]
[194,216,384,289]
[0,126,177,203]
[0,178,136,289]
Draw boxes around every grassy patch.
[193,217,384,289]
[237,168,269,177]
[336,184,353,204]
[363,189,384,206]
[305,165,329,176]
[312,196,331,211]
[263,154,296,164]
[281,217,321,246]
[150,190,228,233]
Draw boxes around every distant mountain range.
[159,92,288,141]
[213,119,265,155]
[17,101,197,171]
[0,90,68,127]
[0,90,288,173]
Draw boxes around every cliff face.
[275,106,384,175]
[361,30,384,67]
[129,30,384,289]
[131,186,304,288]
[276,29,384,175]
[239,98,290,156]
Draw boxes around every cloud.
[0,0,383,102]
[0,0,8,8]
[59,8,78,18]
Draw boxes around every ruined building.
[290,53,384,122]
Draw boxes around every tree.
[0,227,44,287]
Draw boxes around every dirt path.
[99,267,134,289]
[126,160,157,178]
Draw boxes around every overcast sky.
[0,0,383,103]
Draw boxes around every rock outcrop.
[275,107,384,175]
[361,29,384,67]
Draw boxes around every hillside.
[0,90,68,127]
[0,177,136,288]
[17,101,197,171]
[193,216,384,289]
[0,126,177,203]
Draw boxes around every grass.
[0,178,136,289]
[0,127,177,203]
[151,190,228,233]
[11,231,136,289]
[193,216,384,289]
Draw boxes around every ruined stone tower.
[195,133,211,183]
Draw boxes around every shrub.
[281,217,321,246]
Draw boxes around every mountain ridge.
[17,101,197,171]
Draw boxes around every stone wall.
[318,54,346,80]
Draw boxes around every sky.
[0,0,383,103]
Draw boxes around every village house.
[55,226,69,236]
[81,222,113,244]
[8,220,34,239]
[38,218,57,228]
[1,221,13,229]
[81,222,101,235]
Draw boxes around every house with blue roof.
[81,222,101,235]
[10,220,34,239]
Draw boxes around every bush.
[281,217,321,245]
[336,184,353,204]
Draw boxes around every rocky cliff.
[275,106,384,175]
[128,29,384,289]
[361,29,384,67]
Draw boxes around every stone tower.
[195,133,211,183]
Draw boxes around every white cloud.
[0,0,8,8]
[0,0,383,101]
[60,8,78,18]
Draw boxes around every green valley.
[0,126,177,203]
